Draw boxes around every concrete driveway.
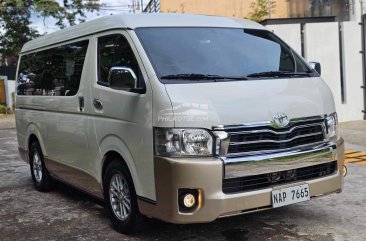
[339,121,366,151]
[1,118,366,241]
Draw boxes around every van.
[16,13,345,234]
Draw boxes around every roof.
[21,13,264,53]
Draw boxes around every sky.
[29,0,146,34]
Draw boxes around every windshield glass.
[135,27,313,82]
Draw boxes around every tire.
[103,160,143,234]
[29,142,54,192]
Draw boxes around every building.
[144,0,357,22]
[144,0,288,18]
[0,66,16,109]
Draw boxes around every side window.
[279,47,295,72]
[98,34,141,89]
[17,40,89,96]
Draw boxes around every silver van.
[16,14,345,234]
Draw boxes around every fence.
[266,21,364,122]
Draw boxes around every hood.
[164,77,335,129]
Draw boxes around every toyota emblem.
[272,112,289,128]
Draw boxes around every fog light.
[183,193,196,208]
[178,189,200,213]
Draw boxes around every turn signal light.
[342,165,347,177]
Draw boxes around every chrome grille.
[223,117,326,157]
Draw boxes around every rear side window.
[17,40,89,96]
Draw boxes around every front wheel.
[29,142,54,192]
[104,161,143,234]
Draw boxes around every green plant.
[247,0,276,22]
[0,104,7,112]
[0,0,100,65]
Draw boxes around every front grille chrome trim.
[212,115,327,131]
[228,123,324,136]
[213,115,327,157]
[229,131,323,145]
[225,141,327,158]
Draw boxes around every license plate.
[272,184,310,208]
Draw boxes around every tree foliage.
[0,0,100,65]
[247,0,276,23]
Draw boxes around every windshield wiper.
[246,71,313,78]
[160,73,249,81]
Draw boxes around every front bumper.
[138,138,345,223]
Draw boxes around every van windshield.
[135,27,315,82]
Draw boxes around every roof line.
[20,27,130,54]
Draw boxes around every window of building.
[17,40,89,96]
[287,0,351,21]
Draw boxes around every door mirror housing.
[108,67,140,92]
[309,62,321,75]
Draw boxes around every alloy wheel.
[109,173,132,221]
[32,151,43,182]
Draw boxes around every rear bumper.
[138,138,345,224]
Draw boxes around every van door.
[90,31,155,201]
[41,39,103,197]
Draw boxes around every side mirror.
[108,67,138,91]
[309,62,321,75]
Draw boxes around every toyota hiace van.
[16,14,345,234]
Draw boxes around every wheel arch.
[102,151,131,183]
[26,123,47,157]
[98,136,141,197]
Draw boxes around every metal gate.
[0,78,5,104]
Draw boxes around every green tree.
[0,0,100,65]
[247,0,276,22]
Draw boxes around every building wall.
[287,0,351,21]
[266,24,302,54]
[153,0,355,22]
[5,80,15,109]
[0,76,15,109]
[160,0,289,19]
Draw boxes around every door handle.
[93,98,103,110]
[78,96,84,112]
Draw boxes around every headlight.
[326,113,338,139]
[154,128,213,157]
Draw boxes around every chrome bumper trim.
[222,141,337,179]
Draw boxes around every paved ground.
[0,114,15,129]
[1,117,366,241]
[339,121,366,151]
